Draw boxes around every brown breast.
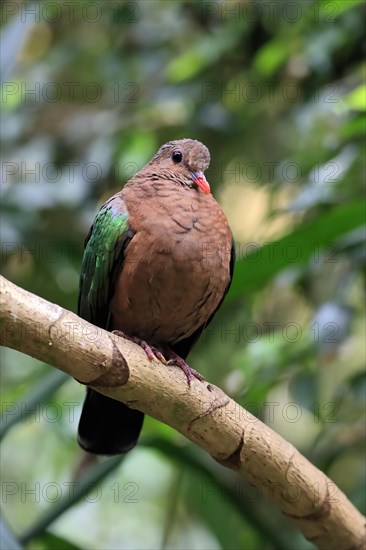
[110,178,232,345]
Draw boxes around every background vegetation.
[1,1,365,548]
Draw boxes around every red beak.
[191,171,211,195]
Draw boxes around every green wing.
[78,195,133,329]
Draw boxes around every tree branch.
[0,275,364,549]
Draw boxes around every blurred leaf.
[289,372,317,413]
[228,202,365,298]
[348,481,366,515]
[29,532,81,550]
[1,79,24,111]
[253,40,289,77]
[166,26,243,83]
[321,0,364,16]
[348,371,366,405]
[340,115,366,138]
[343,84,366,111]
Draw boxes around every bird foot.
[112,331,168,364]
[166,350,205,386]
[112,332,204,386]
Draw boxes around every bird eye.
[172,150,183,163]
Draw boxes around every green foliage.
[1,1,365,548]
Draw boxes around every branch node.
[214,431,244,470]
[87,336,130,387]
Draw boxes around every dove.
[77,139,235,454]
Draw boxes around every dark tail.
[78,389,144,455]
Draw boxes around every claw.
[140,342,168,365]
[166,350,205,386]
[112,331,167,364]
[153,350,168,365]
[111,331,204,385]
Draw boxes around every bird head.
[148,139,211,195]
